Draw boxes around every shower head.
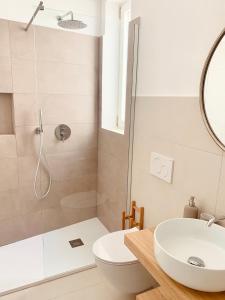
[56,11,87,30]
[58,19,87,30]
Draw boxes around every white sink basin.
[154,218,225,292]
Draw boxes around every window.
[117,2,131,130]
[101,0,131,133]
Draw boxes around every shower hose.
[34,109,52,200]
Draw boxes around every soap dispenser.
[183,196,198,219]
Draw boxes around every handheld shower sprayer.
[34,108,52,200]
[35,109,43,134]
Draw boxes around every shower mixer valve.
[55,124,71,142]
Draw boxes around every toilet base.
[96,258,157,295]
[103,279,137,300]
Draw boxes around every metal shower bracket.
[25,1,45,31]
[57,11,74,22]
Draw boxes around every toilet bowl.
[92,228,156,297]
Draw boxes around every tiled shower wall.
[97,128,129,231]
[0,19,99,246]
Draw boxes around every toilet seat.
[92,227,139,266]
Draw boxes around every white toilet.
[92,228,156,298]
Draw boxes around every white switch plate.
[150,152,174,183]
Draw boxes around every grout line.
[134,134,223,157]
[11,56,99,69]
[7,20,21,189]
[12,91,98,96]
[14,122,98,129]
[135,95,199,99]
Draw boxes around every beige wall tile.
[0,135,17,157]
[98,128,129,161]
[0,158,18,192]
[12,59,36,93]
[215,154,225,216]
[11,186,42,215]
[41,207,69,232]
[13,210,44,240]
[15,126,39,156]
[132,135,222,227]
[9,21,35,60]
[46,152,97,182]
[13,94,38,126]
[97,127,129,231]
[97,196,123,232]
[0,20,10,58]
[0,93,14,134]
[50,205,96,230]
[135,97,222,155]
[127,96,225,228]
[35,26,99,66]
[0,19,99,244]
[37,61,97,95]
[98,151,128,196]
[39,94,98,125]
[97,149,128,231]
[41,177,97,210]
[0,57,12,92]
[18,156,38,187]
[43,123,97,155]
[0,190,19,221]
[0,217,20,246]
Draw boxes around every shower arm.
[25,1,44,31]
[57,11,74,21]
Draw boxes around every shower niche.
[0,93,14,135]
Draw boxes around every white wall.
[0,0,102,36]
[131,0,225,96]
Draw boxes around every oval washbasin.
[154,218,225,292]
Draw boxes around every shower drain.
[69,238,84,248]
[187,256,205,268]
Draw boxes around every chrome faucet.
[207,216,225,227]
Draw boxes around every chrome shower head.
[58,19,87,30]
[56,11,87,30]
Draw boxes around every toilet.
[92,227,156,298]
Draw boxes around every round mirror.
[201,29,225,150]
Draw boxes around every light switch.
[150,152,174,183]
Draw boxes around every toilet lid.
[92,228,138,265]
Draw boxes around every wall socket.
[150,152,174,183]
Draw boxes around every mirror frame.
[200,27,225,151]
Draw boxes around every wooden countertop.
[124,229,225,300]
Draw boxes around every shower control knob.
[55,124,71,142]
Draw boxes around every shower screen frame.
[125,17,140,215]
